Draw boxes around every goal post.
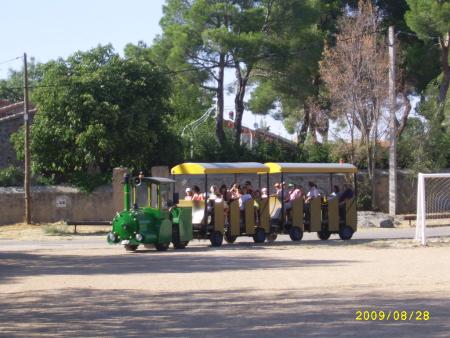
[415,173,450,245]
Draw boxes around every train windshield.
[159,183,172,209]
[134,182,149,208]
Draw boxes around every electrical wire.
[0,56,22,66]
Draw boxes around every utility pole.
[23,53,31,224]
[388,26,397,216]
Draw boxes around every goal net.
[415,173,450,245]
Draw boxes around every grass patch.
[41,222,71,236]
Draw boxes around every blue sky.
[0,0,293,139]
[0,0,164,77]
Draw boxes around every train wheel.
[224,232,237,244]
[339,226,354,240]
[124,244,138,252]
[253,227,266,243]
[155,243,170,251]
[317,230,331,240]
[210,231,223,247]
[266,233,278,243]
[289,226,303,241]
[172,224,186,249]
[173,241,186,249]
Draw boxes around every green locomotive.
[107,174,193,251]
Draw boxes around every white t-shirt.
[307,186,320,199]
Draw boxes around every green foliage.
[413,77,450,170]
[0,58,43,103]
[303,142,332,163]
[11,45,181,188]
[356,176,373,211]
[0,166,24,186]
[405,0,450,39]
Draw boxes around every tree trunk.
[215,53,226,146]
[438,35,449,107]
[366,140,376,210]
[396,91,411,138]
[233,62,250,147]
[297,103,310,145]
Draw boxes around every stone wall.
[0,185,114,225]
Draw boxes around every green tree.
[124,41,212,136]
[158,0,237,146]
[405,0,450,107]
[11,45,179,186]
[405,1,450,171]
[0,57,43,103]
[247,0,340,145]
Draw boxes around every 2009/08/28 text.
[355,310,430,321]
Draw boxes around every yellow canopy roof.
[171,162,270,175]
[264,162,358,174]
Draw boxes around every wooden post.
[23,52,31,224]
[388,26,397,216]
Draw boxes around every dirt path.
[1,237,450,337]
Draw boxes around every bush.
[0,166,24,186]
[356,176,373,211]
[42,222,70,235]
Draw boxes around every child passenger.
[192,185,204,201]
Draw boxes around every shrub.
[0,166,24,186]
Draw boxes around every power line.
[0,56,22,66]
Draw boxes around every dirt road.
[1,236,450,337]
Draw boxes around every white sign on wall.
[56,196,68,208]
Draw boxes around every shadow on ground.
[0,250,356,282]
[0,288,447,337]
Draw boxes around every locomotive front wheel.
[266,233,278,243]
[317,230,331,240]
[172,240,188,249]
[289,226,303,241]
[253,227,266,243]
[339,226,354,240]
[210,231,223,247]
[224,233,237,244]
[155,243,170,251]
[124,244,138,252]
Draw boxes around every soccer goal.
[415,173,450,245]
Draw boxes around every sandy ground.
[1,225,450,337]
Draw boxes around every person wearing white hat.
[185,187,193,200]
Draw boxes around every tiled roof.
[0,101,36,121]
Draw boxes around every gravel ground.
[1,232,450,337]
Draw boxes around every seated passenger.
[185,187,193,200]
[208,185,219,200]
[285,183,303,208]
[272,182,284,200]
[230,183,241,200]
[192,185,204,201]
[239,186,252,211]
[329,185,341,199]
[305,181,320,203]
[219,184,231,202]
[261,187,268,199]
[244,180,254,196]
[338,184,354,220]
[283,183,294,208]
[339,184,354,205]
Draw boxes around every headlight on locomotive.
[107,232,119,244]
[135,233,143,242]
